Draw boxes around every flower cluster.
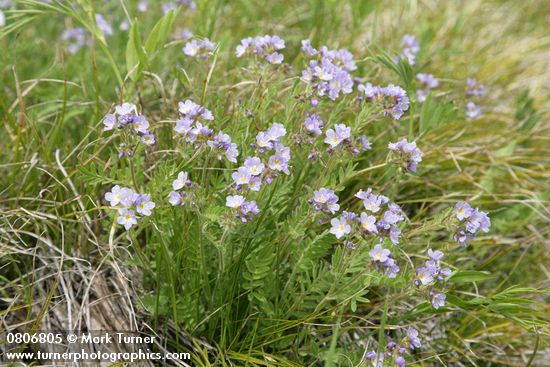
[356,189,405,244]
[300,41,356,101]
[298,113,370,159]
[466,78,485,97]
[105,185,155,230]
[414,249,452,309]
[103,103,155,156]
[358,83,410,120]
[174,99,238,162]
[453,202,491,245]
[398,34,420,65]
[309,188,340,214]
[303,113,324,137]
[465,78,485,120]
[225,195,260,222]
[369,244,400,278]
[365,327,421,367]
[416,73,439,102]
[183,38,216,58]
[231,123,290,192]
[168,171,193,206]
[235,35,285,64]
[388,138,423,172]
[320,188,405,249]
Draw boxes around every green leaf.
[449,270,493,284]
[126,20,147,81]
[419,95,457,133]
[145,10,178,56]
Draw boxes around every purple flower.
[416,73,438,103]
[312,188,340,214]
[304,113,324,137]
[428,248,444,261]
[226,195,245,208]
[431,292,446,309]
[183,38,216,59]
[466,101,481,120]
[356,135,371,151]
[61,27,90,54]
[466,78,485,97]
[103,114,116,131]
[300,39,318,56]
[406,327,421,349]
[329,216,351,239]
[417,73,439,89]
[168,191,183,206]
[133,115,150,134]
[117,209,138,230]
[380,84,410,120]
[455,201,473,220]
[244,157,265,176]
[399,34,420,65]
[324,123,351,148]
[173,171,191,190]
[138,1,148,12]
[236,34,285,64]
[300,48,355,101]
[268,152,290,175]
[356,189,388,213]
[395,356,406,367]
[232,167,252,186]
[141,132,155,145]
[453,202,491,244]
[369,244,390,262]
[416,267,434,286]
[207,131,239,163]
[359,212,378,233]
[178,99,214,121]
[388,138,423,172]
[95,14,113,37]
[226,195,260,222]
[134,194,156,216]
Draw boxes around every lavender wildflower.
[453,202,491,245]
[226,195,260,222]
[236,35,285,64]
[388,138,423,172]
[466,78,485,97]
[466,101,481,120]
[303,113,324,137]
[329,216,352,239]
[134,194,156,216]
[399,34,420,65]
[117,209,138,230]
[369,244,390,262]
[183,38,216,58]
[207,131,239,163]
[244,157,265,176]
[311,188,340,214]
[324,123,351,148]
[359,83,410,119]
[406,327,422,349]
[300,46,355,101]
[300,39,318,56]
[169,171,193,206]
[61,27,90,54]
[95,14,113,37]
[431,292,446,309]
[105,186,155,230]
[416,73,439,103]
